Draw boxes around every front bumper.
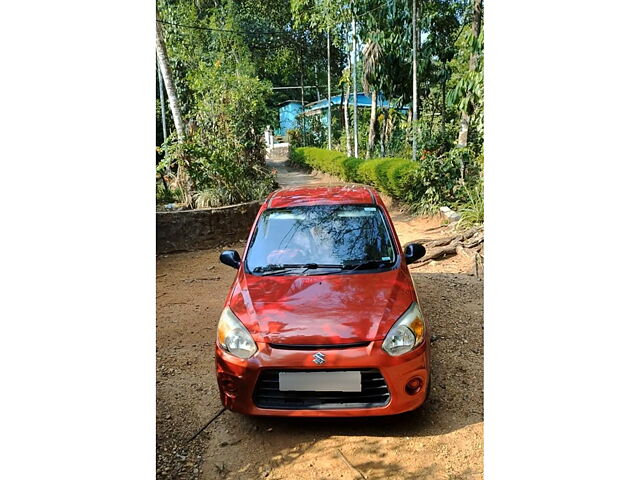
[215,340,429,417]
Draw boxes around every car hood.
[228,267,416,345]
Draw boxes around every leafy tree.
[449,0,483,150]
[155,0,484,214]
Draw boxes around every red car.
[216,185,429,416]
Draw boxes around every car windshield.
[245,205,397,274]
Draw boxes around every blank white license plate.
[278,371,362,392]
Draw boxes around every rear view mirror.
[404,243,426,265]
[220,250,241,269]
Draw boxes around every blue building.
[276,93,409,137]
[304,93,409,127]
[275,100,303,136]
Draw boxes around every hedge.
[289,147,420,203]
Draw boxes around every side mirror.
[404,243,426,265]
[220,250,241,269]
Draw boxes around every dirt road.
[157,146,484,479]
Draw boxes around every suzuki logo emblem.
[312,352,326,365]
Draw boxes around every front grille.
[268,341,370,350]
[253,369,390,410]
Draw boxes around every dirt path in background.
[156,145,484,479]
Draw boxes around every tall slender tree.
[411,0,418,161]
[156,16,193,205]
[351,12,359,158]
[155,19,186,142]
[341,64,353,157]
[327,30,332,149]
[362,40,382,158]
[456,0,483,148]
[157,61,168,141]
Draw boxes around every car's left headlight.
[217,307,257,359]
[382,302,425,356]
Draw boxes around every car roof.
[266,184,381,208]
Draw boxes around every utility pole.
[352,13,359,158]
[327,30,332,150]
[412,0,418,162]
[157,61,167,141]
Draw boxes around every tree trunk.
[380,108,387,157]
[155,20,185,141]
[156,18,193,206]
[343,85,352,157]
[411,0,418,161]
[366,90,377,158]
[157,61,167,141]
[300,70,306,146]
[441,75,446,138]
[456,0,482,148]
[327,30,332,150]
[351,14,359,158]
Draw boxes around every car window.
[246,205,397,273]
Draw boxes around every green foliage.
[156,182,182,205]
[288,145,475,215]
[156,183,172,204]
[157,0,483,218]
[157,0,279,207]
[447,19,485,142]
[357,157,419,199]
[409,150,465,210]
[457,179,484,229]
[410,146,483,216]
[193,175,276,208]
[291,147,419,203]
[293,147,351,178]
[291,146,483,215]
[288,146,308,169]
[287,128,303,149]
[161,127,276,207]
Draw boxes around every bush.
[290,147,420,203]
[193,174,275,208]
[457,180,484,229]
[156,182,181,205]
[287,128,303,149]
[287,147,308,169]
[290,147,350,178]
[289,146,484,217]
[160,70,276,208]
[357,158,419,199]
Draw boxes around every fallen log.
[412,241,461,264]
[474,248,484,280]
[463,231,484,249]
[408,227,483,265]
[455,245,474,258]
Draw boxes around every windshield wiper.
[253,263,344,276]
[341,259,394,272]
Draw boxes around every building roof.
[266,184,381,208]
[305,93,409,112]
[276,100,303,107]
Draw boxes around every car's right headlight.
[382,302,425,356]
[217,307,257,359]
